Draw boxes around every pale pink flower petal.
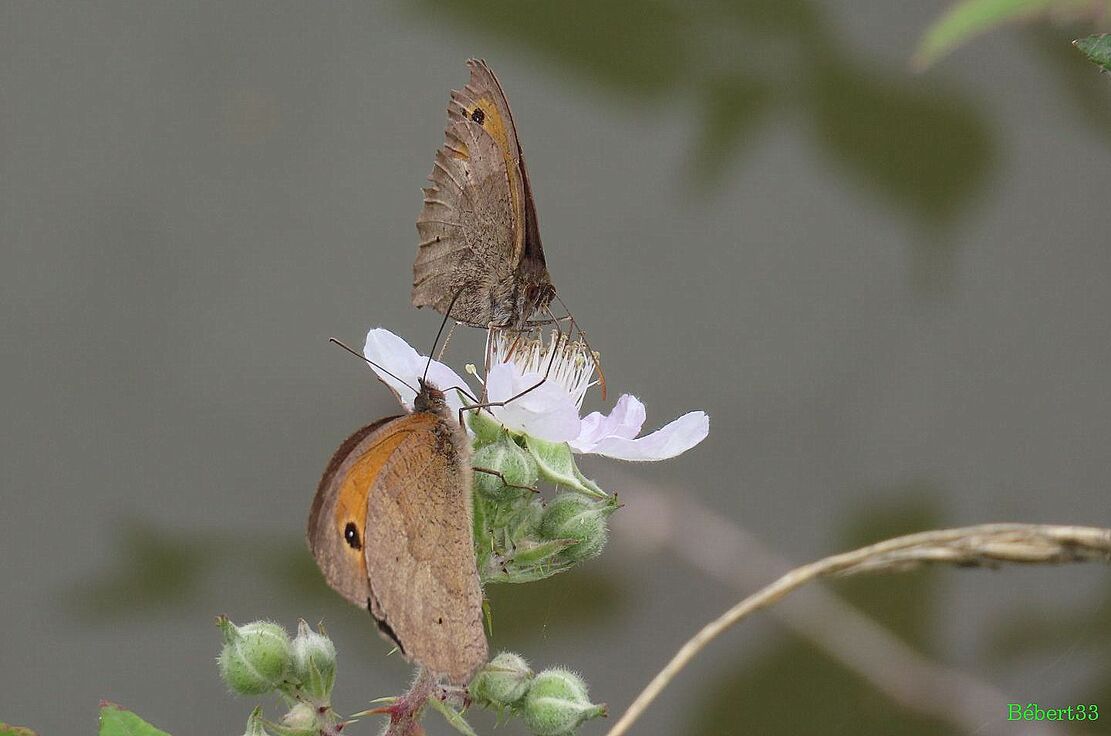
[573,394,647,450]
[574,410,709,461]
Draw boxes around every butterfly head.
[414,378,448,414]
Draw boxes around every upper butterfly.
[413,59,554,330]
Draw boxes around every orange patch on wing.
[332,414,437,567]
[473,96,524,255]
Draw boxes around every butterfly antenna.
[423,288,465,383]
[553,292,606,400]
[328,337,418,393]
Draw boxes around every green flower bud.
[279,703,318,736]
[521,668,606,736]
[216,617,292,696]
[471,651,533,708]
[516,495,546,536]
[539,493,611,563]
[291,619,336,702]
[473,437,538,502]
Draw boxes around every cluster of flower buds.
[470,652,607,736]
[468,411,618,584]
[216,616,340,736]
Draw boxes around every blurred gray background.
[2,2,1110,734]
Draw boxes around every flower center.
[489,329,599,409]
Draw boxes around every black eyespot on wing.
[471,107,485,125]
[344,522,361,550]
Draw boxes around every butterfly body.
[307,380,487,685]
[414,59,554,329]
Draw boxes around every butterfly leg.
[549,295,607,400]
[473,466,538,494]
[459,329,565,422]
[457,312,574,430]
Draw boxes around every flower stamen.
[488,329,600,410]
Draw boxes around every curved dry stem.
[604,523,1111,736]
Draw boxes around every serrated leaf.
[427,696,479,736]
[914,0,1054,69]
[1076,34,1111,71]
[98,703,172,736]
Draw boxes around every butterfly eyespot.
[344,522,362,550]
[470,108,485,125]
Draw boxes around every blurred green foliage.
[915,0,1058,69]
[69,522,328,621]
[411,0,996,238]
[915,0,1111,69]
[70,522,624,640]
[692,500,950,735]
[75,496,1111,733]
[986,580,1111,732]
[690,495,1111,733]
[0,725,38,736]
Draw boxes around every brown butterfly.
[413,59,554,330]
[307,369,487,685]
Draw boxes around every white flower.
[569,394,709,461]
[362,328,470,417]
[362,327,709,462]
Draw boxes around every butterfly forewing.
[413,58,553,328]
[307,410,487,685]
[364,412,486,684]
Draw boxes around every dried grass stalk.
[604,523,1111,736]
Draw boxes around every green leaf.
[523,436,607,499]
[98,703,172,736]
[1076,34,1111,71]
[0,724,38,736]
[914,0,1054,69]
[427,696,479,736]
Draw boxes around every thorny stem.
[604,523,1111,736]
[380,669,437,736]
